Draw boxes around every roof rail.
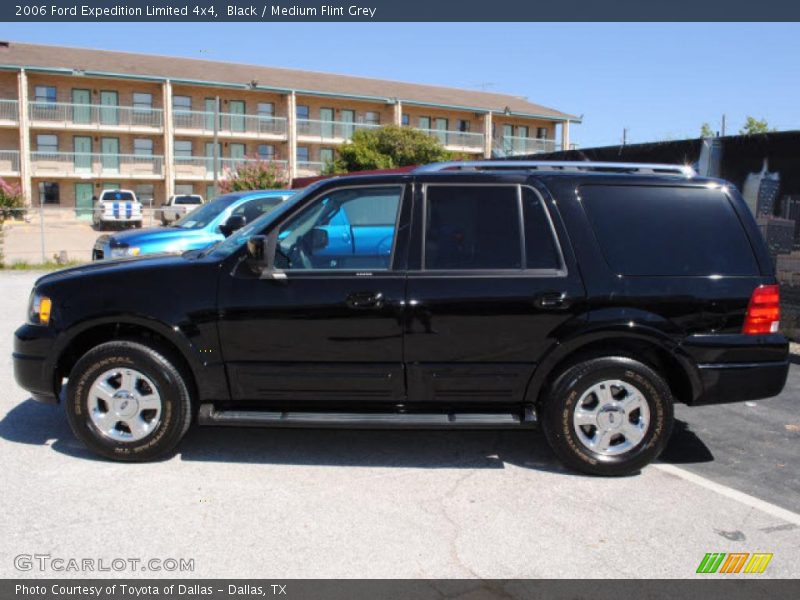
[413,160,696,177]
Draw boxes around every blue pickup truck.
[92,190,294,260]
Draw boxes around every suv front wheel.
[542,356,674,476]
[65,340,193,461]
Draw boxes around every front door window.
[229,100,246,132]
[101,138,120,173]
[73,136,92,174]
[99,91,119,125]
[71,89,91,124]
[275,186,403,271]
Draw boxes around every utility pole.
[721,114,726,137]
[622,128,628,146]
[212,96,220,189]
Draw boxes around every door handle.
[535,292,568,309]
[346,291,384,310]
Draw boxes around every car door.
[216,182,411,407]
[403,178,585,408]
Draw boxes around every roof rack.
[413,160,696,177]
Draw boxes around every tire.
[65,340,193,462]
[542,356,674,476]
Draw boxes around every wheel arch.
[526,328,701,409]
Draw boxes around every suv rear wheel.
[65,340,192,461]
[542,356,674,476]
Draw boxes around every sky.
[3,22,800,148]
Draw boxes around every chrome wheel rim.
[87,368,162,442]
[572,379,650,456]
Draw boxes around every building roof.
[0,41,579,122]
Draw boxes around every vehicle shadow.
[0,398,714,472]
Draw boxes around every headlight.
[28,291,52,325]
[109,246,141,259]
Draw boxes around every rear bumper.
[683,333,790,405]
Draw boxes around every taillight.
[743,284,780,335]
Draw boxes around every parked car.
[92,190,294,260]
[92,189,143,230]
[14,161,789,475]
[160,194,204,225]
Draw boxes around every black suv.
[13,161,789,475]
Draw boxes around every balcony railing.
[296,119,380,141]
[28,102,163,129]
[30,152,164,177]
[0,150,20,173]
[415,128,485,150]
[173,156,288,180]
[296,160,325,173]
[173,110,287,137]
[0,99,18,123]
[493,136,557,157]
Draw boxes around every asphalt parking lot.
[1,270,798,579]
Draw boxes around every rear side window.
[581,185,759,276]
[425,185,521,270]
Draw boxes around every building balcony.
[296,161,325,175]
[0,150,20,176]
[493,136,557,157]
[173,110,287,139]
[414,128,485,153]
[30,152,164,179]
[173,156,289,181]
[28,102,164,132]
[296,119,380,143]
[0,100,18,126]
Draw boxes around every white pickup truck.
[92,189,143,230]
[160,194,204,225]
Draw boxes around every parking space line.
[654,463,800,526]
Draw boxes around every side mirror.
[245,235,270,274]
[310,227,329,252]
[220,214,247,237]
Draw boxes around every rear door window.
[580,185,759,276]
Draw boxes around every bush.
[0,178,24,221]
[325,125,455,174]
[218,158,290,193]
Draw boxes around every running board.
[198,404,536,429]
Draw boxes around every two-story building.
[0,40,579,212]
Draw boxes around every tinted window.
[522,188,561,270]
[276,186,402,271]
[231,196,285,224]
[581,185,759,276]
[101,191,135,201]
[175,195,203,205]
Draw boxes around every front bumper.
[13,323,58,404]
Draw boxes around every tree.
[0,178,23,221]
[325,125,454,174]
[700,123,715,138]
[740,116,774,135]
[217,158,289,194]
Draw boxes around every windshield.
[172,193,241,230]
[207,183,324,258]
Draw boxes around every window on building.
[516,125,530,138]
[38,182,60,205]
[174,184,194,196]
[296,146,310,163]
[536,127,549,140]
[136,184,155,207]
[174,140,193,157]
[258,102,275,117]
[173,95,192,112]
[36,134,58,153]
[34,86,57,103]
[582,185,759,277]
[418,116,431,130]
[257,144,275,160]
[296,105,310,120]
[133,138,154,156]
[364,111,380,126]
[401,114,410,126]
[319,147,334,165]
[133,93,153,111]
[425,185,523,271]
[457,119,471,133]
